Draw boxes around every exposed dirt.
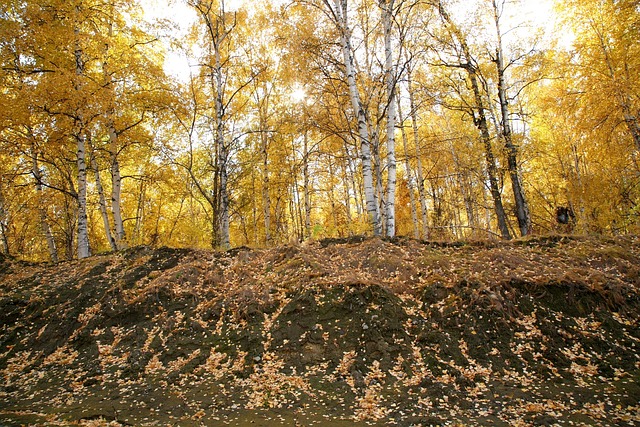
[0,236,639,426]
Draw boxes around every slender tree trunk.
[31,152,58,261]
[492,1,531,236]
[484,186,493,238]
[340,151,353,234]
[437,0,510,239]
[214,29,230,250]
[103,10,127,250]
[381,0,397,237]
[134,179,146,245]
[621,101,640,151]
[62,195,76,260]
[217,131,230,250]
[397,99,419,238]
[303,131,312,239]
[333,0,381,235]
[108,135,127,248]
[471,72,511,240]
[457,158,476,229]
[239,208,250,245]
[75,127,91,258]
[328,160,341,236]
[288,145,304,241]
[252,170,259,245]
[407,65,429,239]
[288,196,298,242]
[373,130,384,232]
[74,21,90,259]
[430,180,442,230]
[194,0,232,249]
[0,190,9,256]
[167,196,185,242]
[345,142,363,216]
[90,148,117,251]
[260,118,271,245]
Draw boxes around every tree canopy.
[1,0,638,260]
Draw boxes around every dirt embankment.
[0,236,639,426]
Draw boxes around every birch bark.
[194,0,232,250]
[397,99,419,238]
[32,152,58,261]
[74,125,91,258]
[407,64,429,239]
[108,128,127,248]
[492,0,531,236]
[437,1,511,239]
[0,190,8,256]
[90,147,117,251]
[381,0,397,237]
[214,39,230,250]
[103,10,127,249]
[259,102,271,245]
[74,13,90,259]
[303,131,311,238]
[331,0,381,235]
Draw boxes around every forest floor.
[0,235,639,426]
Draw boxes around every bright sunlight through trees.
[1,0,638,260]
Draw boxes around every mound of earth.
[0,236,639,426]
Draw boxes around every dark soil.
[0,236,639,426]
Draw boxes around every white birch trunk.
[91,151,117,251]
[303,131,311,239]
[215,40,230,250]
[32,152,58,262]
[437,1,511,239]
[407,65,429,239]
[397,99,419,238]
[382,0,397,237]
[373,129,384,233]
[340,153,353,230]
[134,180,145,244]
[333,0,381,235]
[109,135,127,248]
[492,0,531,237]
[260,112,271,245]
[345,144,363,216]
[0,190,8,256]
[75,128,91,259]
[74,20,90,259]
[104,12,127,249]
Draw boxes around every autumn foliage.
[0,0,639,261]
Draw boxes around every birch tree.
[381,0,397,237]
[490,0,531,236]
[435,0,511,239]
[71,3,91,259]
[397,98,419,238]
[319,0,382,235]
[101,8,127,250]
[31,149,59,261]
[189,0,236,249]
[406,61,430,239]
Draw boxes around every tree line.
[0,0,638,260]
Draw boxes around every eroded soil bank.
[1,236,639,426]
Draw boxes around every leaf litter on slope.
[0,236,639,426]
